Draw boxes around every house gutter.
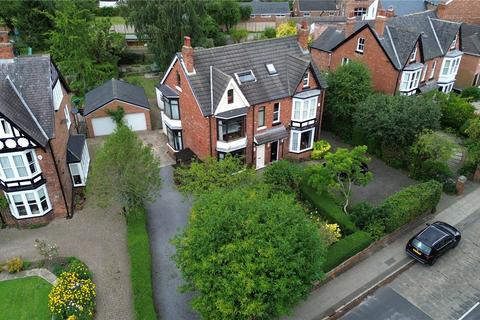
[48,140,71,219]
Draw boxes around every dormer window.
[227,89,234,104]
[266,64,277,75]
[235,70,256,84]
[302,71,309,88]
[356,38,365,53]
[410,48,417,62]
[450,34,457,49]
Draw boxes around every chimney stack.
[297,20,309,51]
[345,13,356,36]
[437,2,447,19]
[386,6,395,17]
[0,31,14,60]
[182,36,194,74]
[375,9,387,37]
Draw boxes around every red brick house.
[455,23,480,89]
[435,0,480,25]
[0,31,90,227]
[311,10,463,95]
[156,22,327,169]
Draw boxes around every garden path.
[0,268,57,285]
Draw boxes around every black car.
[406,221,461,265]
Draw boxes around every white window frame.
[439,83,454,93]
[410,48,417,62]
[0,119,13,138]
[289,128,315,153]
[69,141,90,187]
[341,57,350,65]
[266,63,277,75]
[354,7,367,16]
[302,71,309,87]
[421,63,428,82]
[52,80,64,111]
[441,57,461,77]
[6,184,52,219]
[430,61,436,79]
[273,103,281,123]
[234,70,256,84]
[292,97,318,122]
[0,150,40,181]
[64,105,71,130]
[399,68,422,92]
[356,38,365,53]
[450,34,457,49]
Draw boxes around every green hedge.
[322,231,373,272]
[380,180,442,233]
[127,208,157,320]
[300,183,357,234]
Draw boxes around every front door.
[256,144,265,169]
[270,141,278,163]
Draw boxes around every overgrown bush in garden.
[263,159,304,194]
[49,272,96,320]
[6,257,23,273]
[436,92,475,133]
[311,140,331,160]
[410,159,453,183]
[461,86,480,101]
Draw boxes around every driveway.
[0,203,134,320]
[319,131,416,205]
[147,165,198,320]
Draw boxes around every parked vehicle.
[406,221,461,265]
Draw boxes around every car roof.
[416,225,448,247]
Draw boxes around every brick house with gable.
[311,10,463,95]
[156,22,327,169]
[0,31,90,227]
[455,23,480,89]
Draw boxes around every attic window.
[450,34,457,49]
[235,70,256,84]
[410,48,417,62]
[266,64,277,75]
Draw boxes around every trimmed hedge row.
[380,180,442,233]
[322,231,373,272]
[300,183,357,234]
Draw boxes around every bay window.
[290,128,315,153]
[218,117,245,142]
[0,150,40,181]
[164,98,180,120]
[440,57,461,78]
[166,126,183,151]
[292,97,317,122]
[6,184,51,219]
[399,68,422,93]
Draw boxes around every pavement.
[146,165,198,320]
[284,184,480,320]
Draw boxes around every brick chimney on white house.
[182,36,194,74]
[298,20,309,51]
[0,31,14,60]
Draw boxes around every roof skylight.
[235,70,256,84]
[266,63,277,75]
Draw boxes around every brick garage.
[84,79,151,137]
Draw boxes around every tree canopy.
[86,125,161,212]
[276,21,297,37]
[173,187,326,320]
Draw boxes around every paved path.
[0,268,57,285]
[0,204,134,320]
[284,185,480,320]
[147,165,198,320]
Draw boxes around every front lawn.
[0,276,52,320]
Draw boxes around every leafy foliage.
[6,257,23,274]
[174,156,257,198]
[307,146,373,213]
[436,93,475,132]
[173,188,326,320]
[322,231,373,272]
[230,28,249,43]
[276,21,297,37]
[263,159,304,195]
[353,94,441,149]
[86,126,161,212]
[410,130,455,163]
[208,0,241,32]
[311,140,331,160]
[461,86,480,101]
[410,159,453,183]
[464,117,480,163]
[106,107,126,126]
[263,27,277,38]
[240,5,253,21]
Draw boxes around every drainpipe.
[48,140,71,219]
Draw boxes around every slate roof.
[84,79,149,116]
[0,55,60,146]
[312,11,460,70]
[380,0,427,16]
[183,36,326,116]
[216,107,249,119]
[297,0,337,12]
[156,83,179,98]
[254,125,288,145]
[67,134,86,163]
[240,1,290,15]
[460,23,480,56]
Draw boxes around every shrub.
[443,178,457,195]
[349,202,376,230]
[438,93,475,132]
[6,257,23,273]
[276,20,296,37]
[410,159,453,182]
[35,239,59,261]
[65,259,92,280]
[230,28,248,43]
[263,27,276,38]
[410,130,455,163]
[322,231,373,272]
[459,160,478,179]
[48,272,96,320]
[264,159,304,194]
[461,86,480,101]
[300,184,357,234]
[311,140,331,160]
[365,220,386,240]
[380,180,442,233]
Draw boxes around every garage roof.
[84,79,149,116]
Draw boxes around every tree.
[353,94,442,149]
[174,156,258,198]
[325,61,373,140]
[276,20,297,37]
[230,28,248,43]
[465,117,480,162]
[208,0,241,32]
[124,0,221,69]
[86,125,161,213]
[263,159,304,195]
[410,130,455,163]
[434,92,475,132]
[173,187,326,320]
[307,146,373,213]
[48,2,124,95]
[240,5,253,21]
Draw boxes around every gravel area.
[0,203,134,320]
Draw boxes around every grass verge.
[127,207,157,320]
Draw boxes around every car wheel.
[453,236,461,248]
[429,257,438,266]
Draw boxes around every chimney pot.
[182,35,194,73]
[184,36,191,48]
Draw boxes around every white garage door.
[91,117,116,136]
[91,113,147,136]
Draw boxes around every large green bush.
[263,159,304,194]
[437,93,475,132]
[461,86,480,101]
[322,231,373,272]
[380,180,442,232]
[300,184,357,234]
[410,159,453,182]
